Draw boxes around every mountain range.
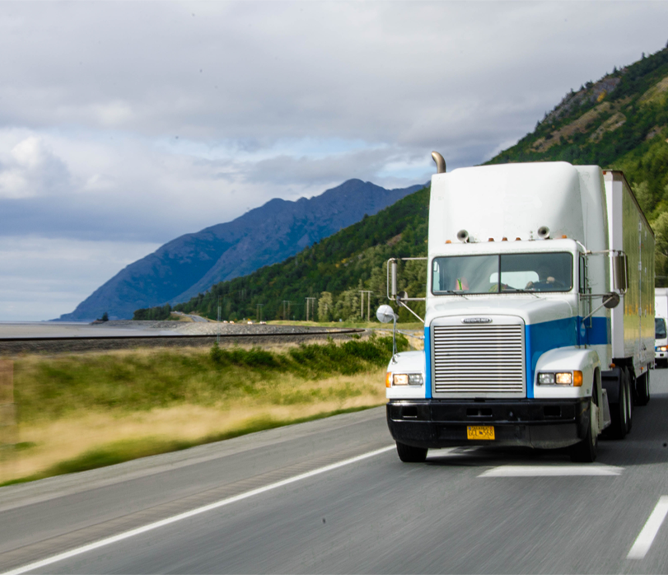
[157,43,668,322]
[65,42,668,322]
[58,179,423,321]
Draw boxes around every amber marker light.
[386,372,392,388]
[573,371,583,386]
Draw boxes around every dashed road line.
[627,496,668,560]
[478,465,623,477]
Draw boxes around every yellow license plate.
[467,425,495,440]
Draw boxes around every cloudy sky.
[1,1,667,321]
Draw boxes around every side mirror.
[603,292,620,309]
[376,305,397,324]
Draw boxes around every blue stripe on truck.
[424,316,608,399]
[525,316,609,397]
[424,326,432,399]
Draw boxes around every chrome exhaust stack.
[431,151,446,174]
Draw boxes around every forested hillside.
[137,43,668,322]
[135,187,430,322]
[491,43,668,281]
[60,179,421,321]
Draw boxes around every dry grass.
[532,102,612,153]
[169,313,194,322]
[639,74,668,104]
[0,339,397,484]
[1,371,385,482]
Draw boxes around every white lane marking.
[627,496,668,560]
[478,465,623,477]
[2,445,394,575]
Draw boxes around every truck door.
[579,254,590,346]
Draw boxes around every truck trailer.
[382,158,654,463]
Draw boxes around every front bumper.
[387,398,590,450]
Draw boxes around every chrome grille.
[432,322,525,397]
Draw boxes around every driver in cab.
[525,265,563,291]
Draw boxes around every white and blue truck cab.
[383,158,654,463]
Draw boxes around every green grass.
[0,406,376,487]
[13,334,407,425]
[2,335,407,485]
[269,320,424,330]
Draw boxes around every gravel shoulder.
[0,321,365,355]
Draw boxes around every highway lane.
[2,372,668,574]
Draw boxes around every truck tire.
[635,371,650,406]
[396,442,428,463]
[570,397,597,463]
[606,370,630,440]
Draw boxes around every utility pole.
[305,297,316,322]
[256,303,264,322]
[359,290,373,321]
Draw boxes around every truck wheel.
[635,371,650,406]
[396,442,428,463]
[570,397,597,462]
[606,371,629,440]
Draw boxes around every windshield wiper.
[501,287,540,297]
[440,290,468,299]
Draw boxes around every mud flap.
[600,388,611,431]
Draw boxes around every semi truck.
[655,287,668,366]
[380,157,654,463]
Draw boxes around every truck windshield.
[656,318,666,339]
[432,252,573,294]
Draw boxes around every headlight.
[393,374,409,385]
[538,370,583,387]
[391,373,424,386]
[658,346,668,352]
[408,374,424,386]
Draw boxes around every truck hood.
[425,296,574,327]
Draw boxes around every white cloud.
[0,136,71,199]
[0,1,667,319]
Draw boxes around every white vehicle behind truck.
[654,287,668,366]
[381,157,654,463]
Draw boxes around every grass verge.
[0,405,374,487]
[269,320,424,330]
[1,334,406,485]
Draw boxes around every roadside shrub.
[14,335,403,423]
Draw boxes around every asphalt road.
[1,372,668,574]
